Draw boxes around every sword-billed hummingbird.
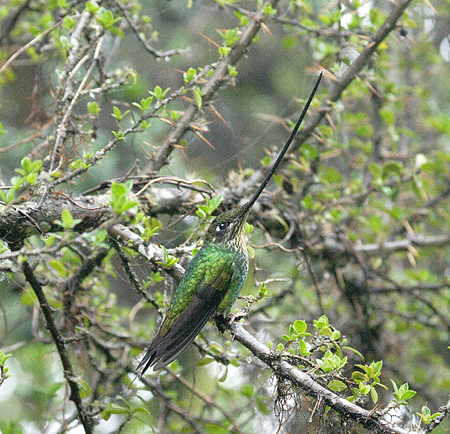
[137,73,322,373]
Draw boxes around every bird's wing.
[137,250,235,373]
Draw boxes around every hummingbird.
[137,73,322,373]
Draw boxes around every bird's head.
[204,204,251,249]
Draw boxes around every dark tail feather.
[137,285,225,373]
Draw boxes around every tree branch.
[313,233,450,258]
[22,260,94,434]
[107,225,438,433]
[228,321,423,434]
[0,194,110,246]
[142,0,280,175]
[231,0,413,199]
[113,0,188,59]
[295,0,413,148]
[423,396,450,433]
[107,223,185,283]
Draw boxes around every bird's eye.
[216,222,227,232]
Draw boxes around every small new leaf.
[111,106,130,121]
[109,181,137,215]
[55,209,82,230]
[193,88,203,108]
[157,246,179,269]
[87,101,101,114]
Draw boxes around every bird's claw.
[228,309,248,324]
[215,310,247,333]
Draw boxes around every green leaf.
[293,319,306,334]
[218,368,228,383]
[331,330,341,340]
[157,246,179,269]
[313,315,329,329]
[426,114,450,134]
[64,207,77,227]
[111,106,129,121]
[241,384,254,397]
[21,291,38,305]
[208,195,223,212]
[230,358,240,367]
[352,371,367,383]
[218,28,240,46]
[343,346,364,361]
[298,339,310,356]
[183,67,197,84]
[219,46,231,57]
[149,85,170,100]
[132,96,153,111]
[109,181,137,215]
[78,379,92,398]
[48,259,68,278]
[58,208,82,229]
[319,326,332,336]
[0,351,11,366]
[369,8,387,26]
[247,244,255,259]
[86,2,100,13]
[100,402,130,420]
[255,396,270,415]
[87,101,101,114]
[400,390,416,400]
[227,65,238,77]
[370,386,378,403]
[379,108,395,125]
[96,9,121,30]
[359,383,370,395]
[196,357,215,366]
[328,380,347,392]
[193,88,203,108]
[263,3,277,15]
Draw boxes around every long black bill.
[241,71,323,214]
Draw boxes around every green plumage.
[161,241,249,335]
[137,207,250,372]
[137,73,322,373]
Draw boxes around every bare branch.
[22,260,94,434]
[0,20,62,76]
[113,0,188,59]
[142,0,280,175]
[107,223,185,283]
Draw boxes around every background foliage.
[1,0,450,433]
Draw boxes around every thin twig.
[141,0,280,176]
[167,369,246,434]
[109,236,161,312]
[113,0,188,59]
[0,20,62,76]
[49,36,104,172]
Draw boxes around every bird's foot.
[228,309,248,324]
[215,310,247,333]
[215,314,228,333]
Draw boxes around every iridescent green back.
[159,241,249,336]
